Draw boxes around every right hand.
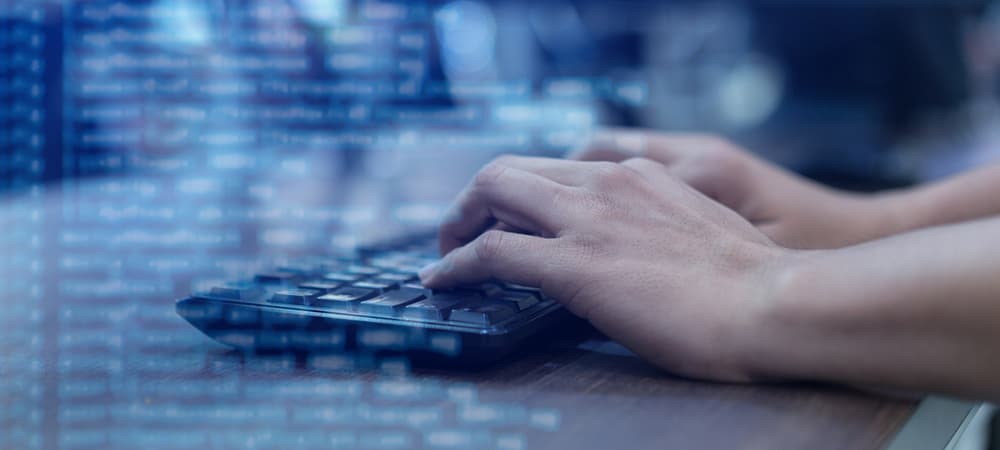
[421,155,792,382]
[570,129,906,249]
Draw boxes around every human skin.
[418,132,1000,401]
[570,129,1000,249]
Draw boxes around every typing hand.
[419,155,791,381]
[570,129,904,249]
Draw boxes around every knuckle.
[472,160,509,190]
[473,230,507,263]
[620,156,661,172]
[548,185,575,211]
[590,161,633,188]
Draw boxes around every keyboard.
[176,235,576,367]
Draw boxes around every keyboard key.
[359,288,427,316]
[366,257,404,269]
[254,271,302,285]
[402,294,467,321]
[297,280,342,294]
[471,282,505,298]
[268,289,323,305]
[353,279,399,293]
[503,282,541,294]
[449,302,516,325]
[313,260,347,273]
[496,291,540,311]
[323,272,365,283]
[345,265,381,276]
[274,265,313,276]
[295,256,349,273]
[314,287,378,311]
[401,282,434,297]
[376,272,417,283]
[209,282,264,301]
[395,264,424,274]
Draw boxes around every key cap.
[471,282,505,298]
[297,280,342,294]
[254,271,302,285]
[314,287,377,311]
[345,265,381,276]
[376,272,417,283]
[268,289,322,305]
[358,288,427,316]
[366,257,404,269]
[395,264,424,274]
[402,293,467,321]
[274,265,313,276]
[401,282,434,297]
[209,282,264,301]
[495,291,540,311]
[503,282,541,294]
[449,302,516,325]
[323,272,365,283]
[353,279,399,293]
[298,256,349,273]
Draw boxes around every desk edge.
[885,396,981,450]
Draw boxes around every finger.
[571,129,725,168]
[640,134,723,165]
[438,164,576,256]
[662,159,737,204]
[421,230,563,289]
[619,156,672,183]
[490,155,602,186]
[620,157,703,199]
[567,128,647,162]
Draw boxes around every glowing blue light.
[151,0,212,49]
[435,1,496,75]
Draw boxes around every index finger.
[438,162,577,256]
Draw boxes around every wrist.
[737,247,829,382]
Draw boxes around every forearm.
[751,217,1000,400]
[885,163,1000,233]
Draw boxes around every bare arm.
[889,164,1000,232]
[421,153,1000,402]
[754,217,1000,401]
[573,129,1000,249]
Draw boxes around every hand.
[570,129,906,249]
[419,155,791,381]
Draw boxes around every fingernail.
[418,261,441,282]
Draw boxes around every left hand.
[419,155,794,381]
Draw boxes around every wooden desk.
[0,176,945,449]
[419,336,919,450]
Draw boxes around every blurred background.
[2,0,999,198]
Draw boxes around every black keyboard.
[176,235,575,366]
